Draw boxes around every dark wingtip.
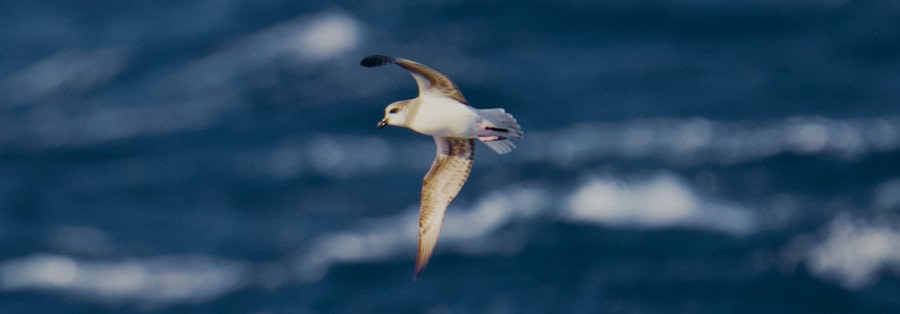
[361,55,395,67]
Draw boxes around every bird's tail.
[477,108,523,155]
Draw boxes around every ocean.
[1,1,900,313]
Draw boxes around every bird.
[361,55,523,279]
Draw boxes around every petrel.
[361,55,523,278]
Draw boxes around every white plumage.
[361,55,523,278]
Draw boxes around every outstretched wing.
[360,55,468,104]
[416,137,475,278]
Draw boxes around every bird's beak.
[377,118,388,129]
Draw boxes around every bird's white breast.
[408,95,479,138]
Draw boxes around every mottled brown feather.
[415,137,475,278]
[393,58,469,104]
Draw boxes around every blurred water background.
[1,1,900,313]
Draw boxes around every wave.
[292,186,549,282]
[520,116,900,166]
[565,174,757,235]
[1,48,127,106]
[0,11,363,149]
[292,172,756,282]
[2,174,892,306]
[784,178,900,289]
[0,254,249,307]
[791,215,900,289]
[252,116,900,179]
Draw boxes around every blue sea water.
[1,0,900,313]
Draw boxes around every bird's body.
[406,96,480,137]
[361,55,523,278]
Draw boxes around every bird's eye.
[389,108,400,114]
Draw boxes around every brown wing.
[360,55,468,104]
[415,137,475,278]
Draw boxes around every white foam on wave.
[565,174,757,236]
[522,116,900,166]
[293,13,361,61]
[0,11,363,148]
[294,213,415,282]
[176,11,361,91]
[800,216,900,289]
[293,187,549,282]
[1,48,127,106]
[787,179,900,289]
[0,254,249,307]
[293,173,754,281]
[0,173,761,305]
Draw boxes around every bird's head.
[378,100,411,129]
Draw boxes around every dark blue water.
[2,1,900,313]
